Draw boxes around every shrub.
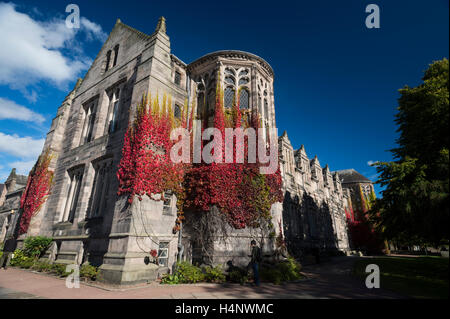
[203,265,226,283]
[161,273,181,284]
[80,263,99,281]
[277,257,302,281]
[260,267,283,285]
[161,262,205,284]
[174,261,205,283]
[31,261,52,272]
[260,257,302,284]
[23,236,52,258]
[10,249,34,268]
[228,269,248,285]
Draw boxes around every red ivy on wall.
[346,185,383,253]
[19,149,54,235]
[117,93,187,202]
[183,77,282,229]
[117,76,283,233]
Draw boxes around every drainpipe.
[177,222,184,262]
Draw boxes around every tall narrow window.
[88,160,112,218]
[79,99,98,145]
[174,71,181,86]
[62,168,84,223]
[239,89,249,109]
[264,99,269,120]
[105,50,111,72]
[113,45,119,67]
[162,190,173,215]
[224,86,234,109]
[158,242,169,267]
[108,88,120,133]
[197,92,204,118]
[258,94,262,113]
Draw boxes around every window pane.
[175,71,181,85]
[238,78,249,86]
[224,87,234,109]
[239,69,249,77]
[174,105,181,119]
[239,89,249,109]
[225,76,235,85]
[264,99,269,118]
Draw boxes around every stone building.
[335,168,375,221]
[0,169,28,243]
[13,17,354,284]
[278,133,351,257]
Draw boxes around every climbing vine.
[116,93,188,232]
[19,149,54,235]
[183,75,282,229]
[117,74,283,234]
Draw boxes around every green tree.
[371,58,449,246]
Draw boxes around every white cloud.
[8,159,35,175]
[0,132,44,158]
[0,97,45,124]
[81,17,108,42]
[367,160,377,166]
[0,3,105,90]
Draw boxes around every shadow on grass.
[353,256,449,299]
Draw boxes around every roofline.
[187,50,274,77]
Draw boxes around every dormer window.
[174,71,181,86]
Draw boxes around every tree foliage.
[370,58,449,246]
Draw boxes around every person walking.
[250,240,262,286]
[0,236,17,270]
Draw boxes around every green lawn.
[353,256,449,299]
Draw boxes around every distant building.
[0,169,28,243]
[335,169,375,221]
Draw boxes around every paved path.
[0,257,403,299]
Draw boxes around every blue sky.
[0,0,448,197]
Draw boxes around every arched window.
[108,88,120,133]
[197,92,204,118]
[264,99,269,119]
[258,94,262,113]
[105,50,111,72]
[224,86,235,109]
[239,89,249,109]
[113,45,119,67]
